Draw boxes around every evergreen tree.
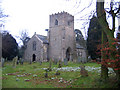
[2,31,18,60]
[87,16,102,60]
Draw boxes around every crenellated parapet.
[50,11,73,17]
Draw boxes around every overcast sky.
[1,0,119,45]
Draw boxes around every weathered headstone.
[16,60,19,65]
[21,58,24,65]
[29,60,32,64]
[13,56,18,68]
[82,57,85,63]
[1,57,5,67]
[39,59,42,65]
[96,58,101,62]
[88,56,91,61]
[58,60,62,68]
[80,65,88,77]
[55,70,60,75]
[44,71,48,78]
[19,58,22,64]
[48,59,52,71]
[54,59,58,65]
[5,58,8,62]
[77,57,81,63]
[64,58,68,65]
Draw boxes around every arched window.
[55,19,58,25]
[33,41,36,51]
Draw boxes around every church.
[24,11,87,62]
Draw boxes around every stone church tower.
[48,11,76,61]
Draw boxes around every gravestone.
[88,56,91,61]
[80,65,88,77]
[29,60,32,64]
[77,57,81,63]
[58,60,62,68]
[1,57,5,67]
[82,57,85,63]
[96,58,101,62]
[48,59,52,71]
[55,70,60,75]
[13,56,18,68]
[16,60,19,65]
[5,58,8,61]
[64,58,68,65]
[44,69,48,78]
[54,59,58,65]
[39,59,42,65]
[20,58,24,65]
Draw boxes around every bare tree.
[0,1,8,59]
[65,0,96,39]
[18,30,30,58]
[0,3,8,30]
[19,30,30,46]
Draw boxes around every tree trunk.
[96,0,120,83]
[101,30,109,80]
[97,1,109,80]
[101,65,109,80]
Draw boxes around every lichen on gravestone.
[13,56,18,68]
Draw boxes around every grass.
[1,61,118,88]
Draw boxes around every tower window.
[68,21,70,26]
[33,41,36,51]
[55,19,58,25]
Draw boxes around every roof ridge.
[36,34,49,44]
[36,34,47,37]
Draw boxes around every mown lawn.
[1,61,118,88]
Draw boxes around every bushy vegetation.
[1,61,118,88]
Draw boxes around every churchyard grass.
[2,61,117,88]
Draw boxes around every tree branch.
[74,0,93,16]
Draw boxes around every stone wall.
[24,34,48,62]
[48,12,76,61]
[77,48,87,63]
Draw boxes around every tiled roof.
[36,34,49,44]
[76,43,84,49]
